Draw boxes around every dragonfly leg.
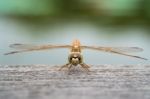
[68,64,73,70]
[67,64,73,74]
[59,63,70,71]
[80,63,90,72]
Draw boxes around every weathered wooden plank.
[0,65,150,99]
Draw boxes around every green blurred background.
[0,0,150,65]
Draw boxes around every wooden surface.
[0,65,150,99]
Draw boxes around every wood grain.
[0,65,150,99]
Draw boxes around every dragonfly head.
[69,52,82,66]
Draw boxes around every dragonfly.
[4,39,147,72]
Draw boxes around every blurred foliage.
[0,0,59,15]
[79,0,140,16]
[0,0,150,26]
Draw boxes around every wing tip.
[136,56,148,60]
[4,51,19,55]
[9,43,22,48]
[4,53,11,55]
[141,57,148,61]
[133,47,143,51]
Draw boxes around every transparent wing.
[9,43,38,49]
[81,45,147,60]
[4,43,72,55]
[109,47,143,53]
[81,46,143,53]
